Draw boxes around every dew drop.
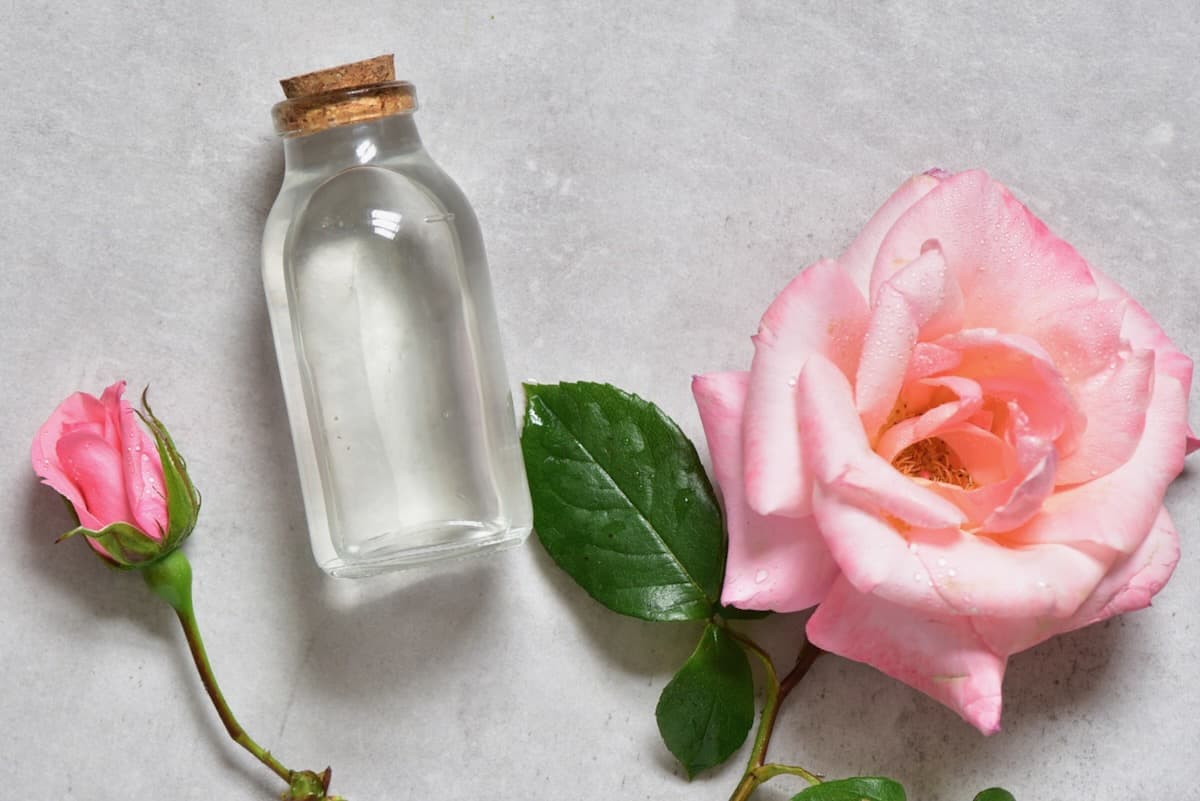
[1037,579,1049,589]
[787,377,797,388]
[908,542,920,553]
[948,569,957,577]
[755,569,769,584]
[936,557,948,568]
[913,572,924,582]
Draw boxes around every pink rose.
[32,381,197,566]
[693,170,1196,734]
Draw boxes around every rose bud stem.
[142,550,342,800]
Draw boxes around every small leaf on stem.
[973,789,1016,801]
[656,623,755,778]
[789,776,907,801]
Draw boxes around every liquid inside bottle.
[262,59,531,576]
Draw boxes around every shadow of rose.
[22,480,167,631]
[765,616,1127,801]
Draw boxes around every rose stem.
[723,631,824,801]
[142,550,294,783]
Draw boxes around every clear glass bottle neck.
[282,113,424,175]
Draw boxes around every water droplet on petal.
[937,557,948,568]
[786,377,797,388]
[754,569,768,584]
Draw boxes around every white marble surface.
[2,3,1198,800]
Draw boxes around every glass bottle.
[261,56,532,577]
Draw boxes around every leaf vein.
[535,399,710,604]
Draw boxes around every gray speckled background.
[2,2,1197,800]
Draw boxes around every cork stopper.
[272,55,416,137]
[280,54,395,98]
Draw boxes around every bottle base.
[317,521,531,578]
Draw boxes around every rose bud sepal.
[56,521,167,569]
[136,388,201,554]
[284,768,346,801]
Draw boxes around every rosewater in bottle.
[261,55,531,576]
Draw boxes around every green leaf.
[521,382,724,621]
[790,777,907,801]
[655,623,755,778]
[58,521,163,569]
[973,789,1016,801]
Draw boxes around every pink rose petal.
[840,171,945,296]
[973,506,1180,657]
[807,576,1006,735]
[1054,346,1154,485]
[798,354,966,530]
[1030,298,1126,384]
[873,170,1099,333]
[693,371,838,612]
[743,260,869,517]
[855,247,966,441]
[936,328,1085,453]
[55,429,136,529]
[1090,268,1199,453]
[1008,373,1188,554]
[874,376,984,463]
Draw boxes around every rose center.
[891,437,976,489]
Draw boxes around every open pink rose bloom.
[31,381,168,559]
[693,169,1197,734]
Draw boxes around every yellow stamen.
[892,437,976,489]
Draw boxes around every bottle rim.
[271,81,418,138]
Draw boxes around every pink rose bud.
[693,170,1195,735]
[31,381,200,568]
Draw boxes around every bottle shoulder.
[270,155,474,220]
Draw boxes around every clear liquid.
[262,129,531,576]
